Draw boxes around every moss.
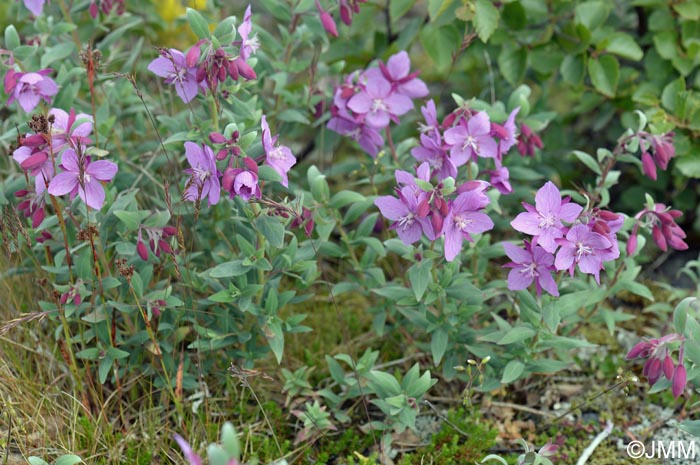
[397,408,498,465]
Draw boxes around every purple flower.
[486,165,512,194]
[554,224,611,284]
[183,142,221,206]
[173,434,203,465]
[327,112,384,157]
[503,241,559,297]
[418,100,440,135]
[12,146,54,194]
[222,158,261,201]
[410,133,456,181]
[261,115,296,187]
[377,51,429,98]
[237,5,259,61]
[6,70,58,113]
[627,333,687,398]
[347,72,413,128]
[443,112,498,165]
[148,49,202,103]
[48,108,94,151]
[492,107,519,157]
[442,191,494,262]
[48,149,118,210]
[375,187,433,245]
[510,181,583,253]
[20,0,47,15]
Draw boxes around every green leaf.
[76,348,101,360]
[330,190,367,209]
[210,260,250,278]
[4,25,20,50]
[679,420,700,437]
[106,347,130,360]
[475,0,500,43]
[575,1,610,30]
[662,77,686,113]
[430,329,448,366]
[113,210,147,230]
[266,319,284,364]
[54,455,84,465]
[277,109,310,124]
[391,0,415,21]
[255,215,285,249]
[307,165,329,203]
[428,0,456,22]
[41,42,75,68]
[186,8,211,40]
[98,356,113,384]
[572,150,602,174]
[674,1,700,20]
[28,458,50,465]
[588,55,619,97]
[419,25,458,71]
[502,1,526,30]
[604,33,644,61]
[560,54,586,85]
[498,46,527,85]
[408,259,432,301]
[496,325,536,345]
[674,297,698,334]
[501,360,525,384]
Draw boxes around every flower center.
[453,214,472,231]
[269,147,286,161]
[539,213,556,228]
[397,212,415,230]
[462,135,478,153]
[520,262,538,278]
[575,241,593,260]
[371,98,387,113]
[193,164,210,182]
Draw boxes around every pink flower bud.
[162,226,177,236]
[234,58,256,80]
[20,151,48,171]
[209,132,227,144]
[663,355,675,380]
[626,232,637,256]
[32,208,45,228]
[14,189,29,198]
[320,11,338,37]
[672,364,687,398]
[641,151,657,180]
[626,340,652,359]
[137,240,149,260]
[158,239,173,254]
[339,0,352,25]
[89,1,99,18]
[652,225,667,251]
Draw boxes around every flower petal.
[48,172,78,196]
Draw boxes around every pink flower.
[503,241,559,297]
[347,73,413,128]
[6,70,58,113]
[222,158,261,201]
[510,181,583,253]
[492,107,520,157]
[19,0,47,16]
[628,203,688,254]
[554,224,611,284]
[627,333,687,398]
[441,190,494,262]
[376,51,429,99]
[237,5,259,61]
[48,149,118,210]
[444,112,499,165]
[148,49,202,103]
[261,115,296,188]
[173,434,203,465]
[183,142,221,206]
[375,187,433,245]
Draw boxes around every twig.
[576,421,613,465]
[490,400,556,418]
[423,399,470,438]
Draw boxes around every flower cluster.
[181,115,296,206]
[137,226,177,261]
[638,132,675,181]
[4,68,58,113]
[88,0,126,19]
[148,5,258,103]
[327,51,428,157]
[627,333,687,398]
[627,202,688,255]
[375,162,494,262]
[314,0,367,37]
[507,182,621,293]
[13,108,118,211]
[412,101,523,194]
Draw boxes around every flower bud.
[672,364,687,398]
[234,58,257,80]
[641,151,657,180]
[137,240,149,260]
